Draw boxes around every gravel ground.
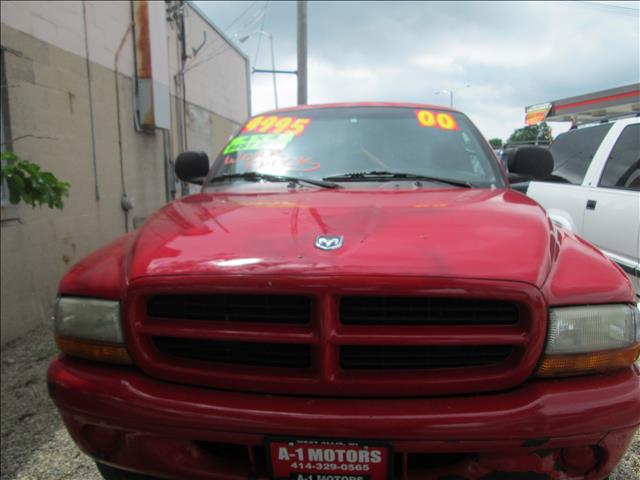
[1,323,638,480]
[0,325,100,480]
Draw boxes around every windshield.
[207,107,504,188]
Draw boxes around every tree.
[488,138,503,149]
[507,122,552,145]
[0,151,70,209]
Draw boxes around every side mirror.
[506,146,553,183]
[175,151,210,184]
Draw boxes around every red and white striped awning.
[525,83,639,125]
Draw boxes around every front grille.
[153,337,312,368]
[340,345,513,370]
[147,294,311,324]
[340,296,518,325]
[129,280,544,397]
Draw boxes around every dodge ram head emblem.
[315,235,344,251]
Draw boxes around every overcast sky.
[193,0,639,141]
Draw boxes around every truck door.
[527,123,614,233]
[582,123,640,293]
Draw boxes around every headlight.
[537,304,640,377]
[53,297,131,364]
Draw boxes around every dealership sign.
[268,438,393,480]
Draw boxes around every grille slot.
[131,282,540,397]
[340,345,513,370]
[147,294,311,324]
[153,337,312,368]
[340,296,518,325]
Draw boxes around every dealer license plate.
[267,437,393,480]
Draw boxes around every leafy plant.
[507,122,553,145]
[488,138,503,148]
[0,151,70,210]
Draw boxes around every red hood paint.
[126,188,555,287]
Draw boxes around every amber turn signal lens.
[536,344,640,377]
[55,332,132,365]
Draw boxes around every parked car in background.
[525,116,640,296]
[47,104,639,480]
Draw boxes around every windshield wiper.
[208,172,341,189]
[322,171,473,188]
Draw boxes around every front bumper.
[48,356,640,480]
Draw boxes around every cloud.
[410,55,464,74]
[195,0,639,140]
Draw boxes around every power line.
[183,40,233,73]
[182,32,226,70]
[185,1,266,71]
[254,1,270,65]
[239,5,266,33]
[224,1,258,32]
[183,26,257,73]
[183,1,271,75]
[551,1,639,16]
[581,1,640,12]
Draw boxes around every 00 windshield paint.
[207,107,504,188]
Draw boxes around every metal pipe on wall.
[114,23,133,233]
[163,129,175,202]
[167,0,189,198]
[82,1,100,200]
[129,0,144,133]
[172,1,184,153]
[174,0,189,197]
[179,2,188,153]
[172,3,185,201]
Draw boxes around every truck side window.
[599,124,640,191]
[548,123,613,185]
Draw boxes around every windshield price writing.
[416,109,459,130]
[243,115,312,136]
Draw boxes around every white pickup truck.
[525,116,640,295]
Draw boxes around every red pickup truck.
[48,104,639,480]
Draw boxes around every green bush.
[0,151,69,210]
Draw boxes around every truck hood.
[127,188,555,287]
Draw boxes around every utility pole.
[297,0,307,105]
[250,1,307,104]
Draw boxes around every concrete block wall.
[0,2,248,345]
[1,1,135,77]
[2,0,249,128]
